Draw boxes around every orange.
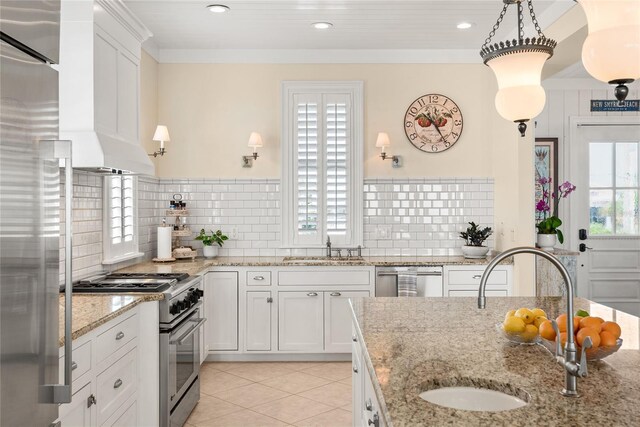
[601,321,622,339]
[599,330,617,347]
[577,327,601,348]
[556,314,580,333]
[579,317,603,334]
[557,331,569,346]
[539,320,557,341]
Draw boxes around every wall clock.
[403,94,463,153]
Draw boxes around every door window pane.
[590,143,613,187]
[590,189,613,235]
[615,190,639,234]
[615,142,639,187]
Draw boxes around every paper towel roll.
[157,227,172,259]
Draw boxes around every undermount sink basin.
[419,387,528,412]
[282,256,364,264]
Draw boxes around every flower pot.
[461,245,490,259]
[202,245,219,258]
[536,233,556,252]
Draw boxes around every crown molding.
[96,0,152,43]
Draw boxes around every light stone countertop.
[59,293,163,347]
[350,296,640,426]
[115,254,513,276]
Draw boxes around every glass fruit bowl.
[496,322,540,345]
[540,337,623,361]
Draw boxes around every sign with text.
[590,99,640,112]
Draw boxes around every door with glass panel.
[570,118,640,316]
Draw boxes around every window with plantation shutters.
[282,81,363,248]
[103,175,142,263]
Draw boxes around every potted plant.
[195,229,228,258]
[459,222,493,259]
[536,178,576,252]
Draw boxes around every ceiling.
[124,0,576,51]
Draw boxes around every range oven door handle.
[170,318,207,345]
[376,272,442,277]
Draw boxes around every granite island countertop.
[59,293,163,347]
[350,296,640,426]
[115,254,513,276]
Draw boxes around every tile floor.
[186,362,353,427]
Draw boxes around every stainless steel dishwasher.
[375,266,444,297]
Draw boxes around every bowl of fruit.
[538,310,623,361]
[498,307,548,345]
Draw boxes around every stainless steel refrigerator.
[1,1,73,425]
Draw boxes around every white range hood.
[59,0,154,175]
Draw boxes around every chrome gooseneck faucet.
[478,246,591,397]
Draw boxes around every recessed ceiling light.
[457,22,473,30]
[207,4,230,13]
[312,22,333,30]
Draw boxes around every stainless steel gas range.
[74,272,206,427]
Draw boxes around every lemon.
[505,309,516,320]
[515,308,535,324]
[533,316,548,328]
[531,308,547,319]
[503,316,526,335]
[521,324,539,341]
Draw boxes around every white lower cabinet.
[58,380,94,427]
[205,272,239,351]
[246,291,272,351]
[325,291,370,353]
[104,400,137,427]
[278,291,324,351]
[353,322,386,427]
[443,265,513,296]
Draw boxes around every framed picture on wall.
[534,138,558,222]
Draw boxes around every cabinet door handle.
[71,361,78,371]
[253,276,265,281]
[368,413,380,427]
[114,378,123,389]
[352,335,357,342]
[330,292,341,297]
[307,292,318,297]
[365,399,373,411]
[352,365,358,373]
[86,394,97,408]
[115,331,125,341]
[472,275,482,279]
[267,297,273,303]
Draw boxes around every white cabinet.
[325,291,370,353]
[58,380,94,427]
[353,321,386,427]
[443,265,513,296]
[205,272,239,351]
[246,291,272,351]
[278,292,325,352]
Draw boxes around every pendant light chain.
[518,1,525,41]
[482,3,509,50]
[527,0,545,37]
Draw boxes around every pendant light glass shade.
[488,51,550,123]
[578,0,640,98]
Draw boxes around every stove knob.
[170,303,179,315]
[196,289,204,297]
[183,298,192,309]
[190,291,199,302]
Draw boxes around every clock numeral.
[451,107,459,113]
[444,141,451,148]
[443,99,449,106]
[408,106,419,117]
[417,98,426,107]
[451,132,459,138]
[454,120,462,126]
[419,143,426,149]
[431,145,439,152]
[429,95,439,104]
[405,121,414,128]
[409,133,418,140]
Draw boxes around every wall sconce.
[243,132,263,168]
[376,132,400,168]
[150,125,170,157]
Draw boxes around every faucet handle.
[577,336,592,377]
[550,320,564,358]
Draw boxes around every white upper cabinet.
[59,0,154,175]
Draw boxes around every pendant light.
[480,0,557,137]
[576,0,640,101]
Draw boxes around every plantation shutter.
[105,175,138,261]
[297,101,319,234]
[325,97,349,235]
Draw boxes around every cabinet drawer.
[59,341,92,384]
[96,314,137,364]
[104,400,137,427]
[448,289,507,297]
[247,271,271,286]
[278,270,371,286]
[448,269,507,286]
[96,348,137,426]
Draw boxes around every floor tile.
[273,362,326,371]
[186,394,243,424]
[300,362,353,381]
[227,364,295,382]
[212,382,291,409]
[340,403,352,413]
[294,408,352,427]
[252,395,333,424]
[192,409,289,427]
[200,371,253,396]
[259,371,332,394]
[337,376,352,386]
[298,382,352,408]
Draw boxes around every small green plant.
[459,222,493,247]
[195,229,228,247]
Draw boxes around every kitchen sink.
[419,386,528,412]
[282,256,365,264]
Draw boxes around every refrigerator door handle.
[40,140,73,404]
